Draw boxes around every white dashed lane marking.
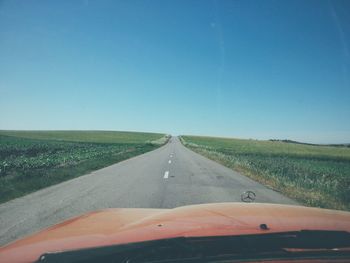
[164,171,169,179]
[168,160,171,164]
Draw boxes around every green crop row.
[0,131,167,203]
[0,136,134,177]
[0,130,165,144]
[181,136,350,211]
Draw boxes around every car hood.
[1,202,350,263]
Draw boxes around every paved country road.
[0,137,298,246]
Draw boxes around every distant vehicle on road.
[1,202,350,262]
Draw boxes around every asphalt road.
[0,137,298,246]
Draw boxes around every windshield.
[0,0,349,262]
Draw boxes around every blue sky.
[0,0,349,143]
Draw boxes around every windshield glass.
[0,0,349,261]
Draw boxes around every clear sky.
[0,0,349,143]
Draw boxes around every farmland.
[0,131,167,203]
[180,135,350,211]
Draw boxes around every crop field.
[0,130,165,144]
[181,136,350,211]
[0,131,167,203]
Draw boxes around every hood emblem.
[241,191,256,203]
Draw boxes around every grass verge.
[180,135,350,211]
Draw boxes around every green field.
[181,135,350,211]
[0,130,165,144]
[0,130,167,203]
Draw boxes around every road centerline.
[164,171,169,179]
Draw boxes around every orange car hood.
[1,202,350,263]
